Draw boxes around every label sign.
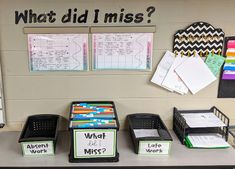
[138,141,171,155]
[74,129,116,158]
[21,141,54,156]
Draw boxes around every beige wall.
[0,0,235,131]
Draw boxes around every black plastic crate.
[127,113,172,154]
[173,106,229,145]
[69,101,119,163]
[18,114,60,156]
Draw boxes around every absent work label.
[138,141,171,155]
[74,129,116,158]
[21,141,54,156]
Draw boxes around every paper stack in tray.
[222,40,235,80]
[185,133,230,149]
[181,112,230,149]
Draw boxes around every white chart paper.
[28,34,88,71]
[92,33,153,70]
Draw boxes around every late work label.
[138,141,171,155]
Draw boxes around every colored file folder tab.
[226,48,235,57]
[71,103,115,120]
[69,102,118,129]
[222,70,235,80]
[221,42,235,80]
[225,57,235,63]
[227,40,235,49]
[223,63,235,71]
[69,119,117,128]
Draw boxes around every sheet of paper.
[225,57,235,63]
[28,34,88,71]
[226,48,235,57]
[151,51,175,91]
[223,63,235,70]
[227,40,235,48]
[175,54,216,94]
[181,112,226,128]
[162,55,188,94]
[134,129,159,138]
[187,133,230,148]
[205,53,225,76]
[92,33,153,70]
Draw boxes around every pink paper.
[227,40,235,49]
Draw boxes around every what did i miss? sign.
[14,7,156,24]
[73,129,117,158]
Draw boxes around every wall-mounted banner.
[15,6,156,24]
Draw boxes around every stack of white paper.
[134,129,159,138]
[151,52,217,95]
[181,112,226,128]
[186,133,230,148]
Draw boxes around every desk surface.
[0,131,234,168]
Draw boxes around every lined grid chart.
[92,33,153,70]
[28,34,88,71]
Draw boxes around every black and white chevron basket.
[173,22,225,56]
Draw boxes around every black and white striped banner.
[173,22,224,56]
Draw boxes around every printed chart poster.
[92,33,153,70]
[28,34,88,71]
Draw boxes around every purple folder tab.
[222,71,235,80]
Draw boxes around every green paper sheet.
[205,53,225,76]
